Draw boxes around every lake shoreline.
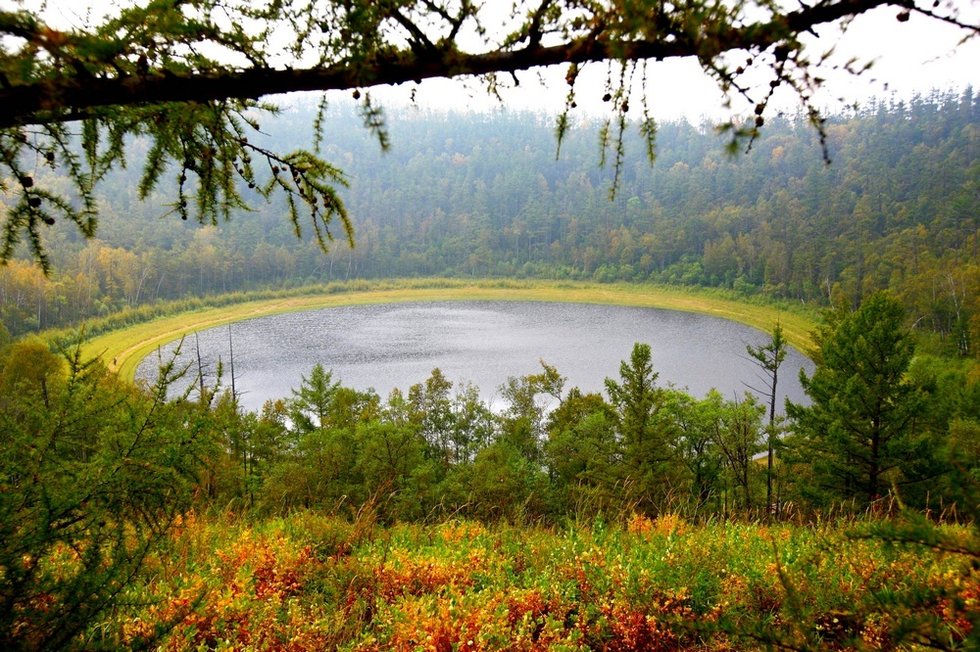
[76,279,818,383]
[134,299,816,413]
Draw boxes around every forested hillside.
[1,89,977,353]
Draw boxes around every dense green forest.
[1,89,977,358]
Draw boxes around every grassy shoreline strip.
[79,280,818,383]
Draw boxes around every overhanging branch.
[0,0,928,129]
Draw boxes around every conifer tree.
[289,362,340,432]
[605,342,677,512]
[787,292,928,505]
[0,340,207,649]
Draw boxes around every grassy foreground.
[84,512,976,651]
[78,279,817,383]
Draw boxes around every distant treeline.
[1,89,977,354]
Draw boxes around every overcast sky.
[394,2,980,121]
[17,0,980,121]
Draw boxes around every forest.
[1,89,977,357]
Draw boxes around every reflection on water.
[136,301,813,413]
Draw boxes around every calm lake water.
[135,301,813,413]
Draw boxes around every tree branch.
[0,0,925,129]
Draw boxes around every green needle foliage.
[0,338,210,650]
[787,292,933,507]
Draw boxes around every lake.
[135,300,813,412]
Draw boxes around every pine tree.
[0,339,206,649]
[787,293,928,505]
[288,363,340,432]
[605,343,677,513]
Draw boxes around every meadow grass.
[75,279,818,383]
[90,511,977,650]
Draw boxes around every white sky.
[392,2,980,122]
[10,0,980,121]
